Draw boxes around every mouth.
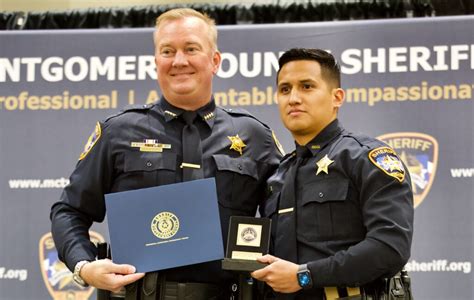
[170,71,195,77]
[288,109,304,116]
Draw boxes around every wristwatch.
[72,260,90,287]
[297,264,313,289]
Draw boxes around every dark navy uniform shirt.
[50,97,282,285]
[263,119,414,299]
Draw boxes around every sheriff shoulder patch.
[79,122,101,161]
[368,146,405,182]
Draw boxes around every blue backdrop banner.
[1,16,473,300]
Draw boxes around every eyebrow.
[159,41,202,47]
[299,78,317,84]
[278,78,317,86]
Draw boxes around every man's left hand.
[251,255,302,293]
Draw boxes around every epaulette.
[104,103,154,122]
[219,107,270,130]
[342,132,381,149]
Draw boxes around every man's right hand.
[80,259,145,293]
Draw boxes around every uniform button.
[146,161,153,167]
[319,192,324,198]
[238,164,242,170]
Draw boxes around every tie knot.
[295,145,311,159]
[182,111,197,125]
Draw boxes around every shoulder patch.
[368,146,405,182]
[105,104,153,122]
[272,130,285,156]
[79,122,101,161]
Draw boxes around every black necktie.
[181,111,204,181]
[274,146,309,263]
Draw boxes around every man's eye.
[186,47,198,53]
[279,86,290,94]
[302,84,312,89]
[160,49,174,56]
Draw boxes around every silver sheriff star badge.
[316,154,334,175]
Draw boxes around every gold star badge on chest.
[228,134,246,155]
[316,154,334,175]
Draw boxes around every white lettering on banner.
[41,57,63,81]
[433,45,449,70]
[90,56,116,80]
[138,56,156,80]
[218,53,238,78]
[239,52,261,77]
[0,55,158,82]
[217,52,282,78]
[118,56,137,80]
[64,56,89,82]
[0,267,28,281]
[450,168,474,178]
[405,260,472,274]
[8,177,70,189]
[1,45,473,81]
[22,57,42,82]
[340,44,474,74]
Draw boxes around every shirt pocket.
[119,151,177,189]
[212,154,260,214]
[299,177,356,241]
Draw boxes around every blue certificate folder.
[105,178,224,273]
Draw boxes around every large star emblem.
[228,134,246,155]
[316,154,334,175]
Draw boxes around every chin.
[283,119,303,132]
[170,85,196,95]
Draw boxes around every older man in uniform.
[50,8,282,300]
[252,48,414,299]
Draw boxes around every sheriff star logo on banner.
[377,132,439,208]
[39,231,105,300]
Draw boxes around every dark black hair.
[277,48,341,87]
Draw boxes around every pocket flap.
[124,152,176,172]
[212,154,259,180]
[301,177,349,205]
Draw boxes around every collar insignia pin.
[164,110,178,118]
[203,112,214,121]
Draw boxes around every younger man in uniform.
[252,48,414,299]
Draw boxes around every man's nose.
[172,51,189,67]
[288,89,301,104]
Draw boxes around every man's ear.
[212,51,222,74]
[332,88,345,108]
